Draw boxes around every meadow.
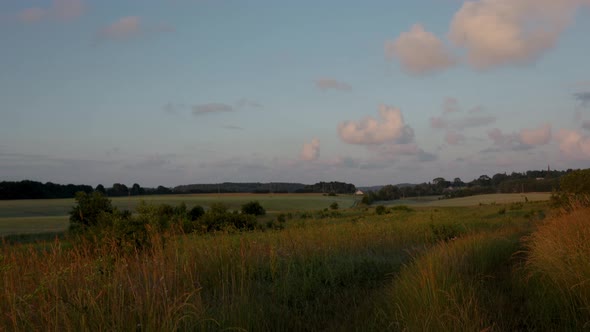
[0,193,358,236]
[1,192,588,331]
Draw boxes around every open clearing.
[0,193,551,236]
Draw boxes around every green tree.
[95,184,107,194]
[130,183,144,196]
[241,201,266,216]
[69,191,113,231]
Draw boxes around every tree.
[130,183,144,196]
[95,184,106,195]
[108,183,129,196]
[69,191,113,231]
[241,201,266,216]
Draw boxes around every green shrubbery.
[551,168,590,210]
[68,193,270,249]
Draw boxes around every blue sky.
[1,0,590,187]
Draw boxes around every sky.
[1,0,590,187]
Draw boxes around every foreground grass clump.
[386,230,522,331]
[0,211,427,331]
[0,234,205,330]
[523,207,590,329]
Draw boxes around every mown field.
[1,192,589,331]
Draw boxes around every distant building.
[355,190,364,195]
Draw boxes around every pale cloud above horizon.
[300,138,320,161]
[338,105,408,145]
[16,0,85,23]
[556,129,590,159]
[520,124,552,146]
[385,24,455,75]
[96,16,174,42]
[389,0,590,74]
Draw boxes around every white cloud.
[520,123,551,145]
[300,138,320,161]
[98,16,142,41]
[338,105,408,145]
[97,16,174,42]
[454,115,496,130]
[443,97,460,114]
[16,0,85,23]
[315,78,352,91]
[385,24,455,75]
[430,116,447,129]
[18,8,45,23]
[556,129,590,159]
[449,0,587,69]
[445,131,465,145]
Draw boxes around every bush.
[69,191,114,232]
[330,202,339,210]
[551,169,590,210]
[241,201,266,216]
[375,205,387,215]
[391,205,414,212]
[189,205,205,221]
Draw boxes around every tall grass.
[0,213,432,331]
[523,206,590,330]
[385,230,523,331]
[2,202,572,331]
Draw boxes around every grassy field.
[0,193,358,235]
[1,191,589,330]
[0,192,551,236]
[389,192,551,207]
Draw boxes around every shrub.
[330,202,339,210]
[189,205,205,221]
[391,205,414,212]
[551,169,590,210]
[375,205,387,215]
[241,201,266,216]
[69,191,114,232]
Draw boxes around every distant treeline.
[0,180,357,200]
[174,182,306,194]
[362,169,574,204]
[0,181,172,200]
[174,181,356,194]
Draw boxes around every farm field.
[0,193,550,235]
[389,192,552,207]
[0,193,358,235]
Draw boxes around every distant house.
[355,190,364,195]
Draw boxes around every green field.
[0,193,552,235]
[0,193,358,235]
[389,192,551,207]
